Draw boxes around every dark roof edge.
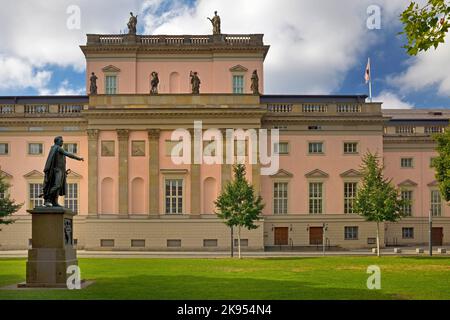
[0,95,89,104]
[261,94,368,103]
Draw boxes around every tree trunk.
[376,221,380,257]
[230,226,234,258]
[238,225,241,259]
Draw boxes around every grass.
[0,256,449,300]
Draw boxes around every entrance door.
[432,227,443,246]
[274,227,289,245]
[309,227,323,245]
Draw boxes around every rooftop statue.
[40,136,84,207]
[190,71,201,94]
[207,11,221,35]
[251,70,259,95]
[89,72,98,95]
[150,71,159,95]
[127,12,138,35]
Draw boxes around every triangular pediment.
[23,170,44,178]
[340,169,363,178]
[398,179,418,187]
[305,169,329,178]
[0,169,12,179]
[427,180,439,187]
[67,170,82,179]
[270,169,293,178]
[229,65,248,72]
[102,65,121,73]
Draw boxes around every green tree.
[400,0,450,55]
[432,128,450,201]
[0,172,22,230]
[354,152,405,257]
[215,164,264,259]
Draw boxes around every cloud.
[38,79,85,96]
[372,90,414,109]
[388,35,450,97]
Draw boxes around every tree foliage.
[432,128,450,202]
[400,0,450,55]
[215,164,264,258]
[0,173,22,230]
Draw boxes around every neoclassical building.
[0,29,449,251]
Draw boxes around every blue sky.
[0,0,448,109]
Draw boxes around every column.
[148,129,160,216]
[221,129,232,189]
[87,129,99,217]
[190,129,201,217]
[117,129,129,217]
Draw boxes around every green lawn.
[0,256,449,300]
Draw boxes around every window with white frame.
[401,190,413,216]
[402,227,414,239]
[64,183,79,213]
[28,143,43,155]
[105,75,117,94]
[431,190,442,216]
[165,179,183,214]
[0,143,8,155]
[274,142,289,155]
[273,182,288,215]
[344,226,358,240]
[400,158,413,168]
[29,183,43,208]
[63,143,78,154]
[309,182,323,214]
[308,142,323,154]
[232,75,244,94]
[344,182,357,214]
[343,142,358,154]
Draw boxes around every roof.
[261,95,368,103]
[0,96,89,104]
[382,109,450,121]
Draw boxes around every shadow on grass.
[0,274,395,300]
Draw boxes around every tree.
[354,152,405,257]
[432,128,450,201]
[215,164,264,259]
[0,172,22,230]
[400,0,450,55]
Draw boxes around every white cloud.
[38,79,85,96]
[388,34,450,97]
[372,90,414,109]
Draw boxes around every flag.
[365,58,371,84]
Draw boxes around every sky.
[0,0,449,109]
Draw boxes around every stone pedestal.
[22,207,78,288]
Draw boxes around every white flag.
[365,58,371,84]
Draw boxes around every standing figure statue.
[89,72,98,95]
[207,11,221,35]
[190,71,201,94]
[127,12,138,35]
[251,70,259,95]
[41,136,84,207]
[150,71,159,95]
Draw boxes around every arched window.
[131,177,145,214]
[169,72,180,93]
[101,177,114,213]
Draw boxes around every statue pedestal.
[21,207,78,288]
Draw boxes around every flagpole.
[368,57,373,102]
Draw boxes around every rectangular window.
[400,158,413,168]
[203,239,218,247]
[105,75,117,94]
[232,75,244,94]
[100,239,115,247]
[167,239,182,247]
[274,142,289,155]
[309,182,323,214]
[401,190,413,216]
[234,239,249,247]
[344,226,358,240]
[344,182,357,214]
[273,182,288,215]
[29,183,43,208]
[131,239,145,247]
[0,143,8,155]
[402,227,414,239]
[431,190,442,217]
[343,142,358,154]
[63,143,78,154]
[165,179,183,214]
[64,183,79,213]
[28,143,43,155]
[308,142,323,154]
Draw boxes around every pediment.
[427,180,439,187]
[340,169,362,178]
[270,169,293,178]
[67,170,82,179]
[102,65,121,73]
[23,170,44,178]
[398,179,418,187]
[305,169,329,178]
[0,169,12,179]
[229,65,248,72]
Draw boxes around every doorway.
[274,227,289,245]
[309,227,323,245]
[432,227,443,246]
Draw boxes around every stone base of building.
[0,214,449,251]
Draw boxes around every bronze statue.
[89,72,98,95]
[41,136,84,207]
[251,70,259,95]
[190,71,201,94]
[207,11,221,35]
[127,12,138,35]
[150,71,159,95]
